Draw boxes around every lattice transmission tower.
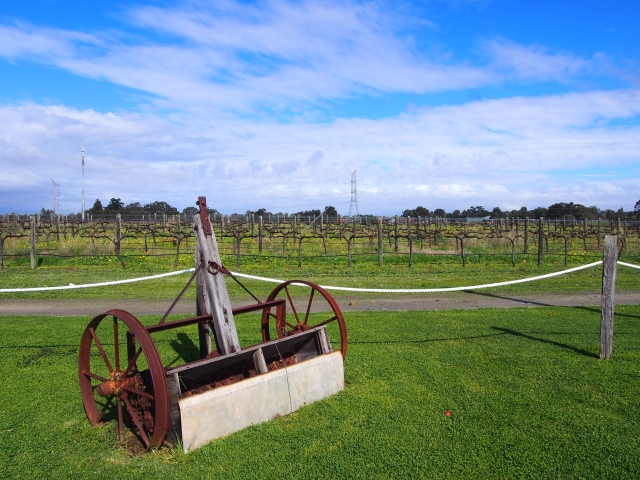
[347,170,360,221]
[51,179,60,216]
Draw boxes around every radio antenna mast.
[81,147,85,222]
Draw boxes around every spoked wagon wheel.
[78,309,169,450]
[261,280,348,358]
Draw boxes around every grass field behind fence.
[1,306,640,478]
[1,251,639,300]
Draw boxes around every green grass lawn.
[1,305,640,478]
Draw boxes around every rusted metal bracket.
[158,258,205,325]
[196,196,213,236]
[207,261,231,276]
[207,261,261,304]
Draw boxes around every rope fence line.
[3,259,638,294]
[618,261,640,270]
[0,268,195,293]
[268,261,605,293]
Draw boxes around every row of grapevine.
[1,213,638,269]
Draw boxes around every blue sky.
[0,0,639,215]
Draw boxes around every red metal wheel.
[261,280,347,359]
[78,309,169,450]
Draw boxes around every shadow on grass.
[463,290,553,306]
[168,332,200,365]
[349,331,507,345]
[491,326,599,358]
[573,305,640,320]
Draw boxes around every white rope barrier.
[0,268,195,293]
[617,261,640,270]
[278,261,604,293]
[0,261,608,294]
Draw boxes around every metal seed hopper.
[79,197,347,452]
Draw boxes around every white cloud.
[1,87,638,214]
[484,39,599,82]
[307,150,325,165]
[0,22,98,59]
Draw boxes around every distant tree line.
[86,198,201,216]
[38,198,640,220]
[402,201,640,220]
[245,206,339,218]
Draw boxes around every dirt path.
[1,290,637,316]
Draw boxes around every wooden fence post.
[600,235,617,359]
[259,216,263,254]
[56,214,61,242]
[407,217,413,267]
[116,214,122,255]
[394,215,399,253]
[537,217,543,266]
[524,217,529,254]
[378,217,383,266]
[30,215,36,269]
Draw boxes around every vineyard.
[1,213,639,270]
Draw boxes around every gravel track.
[1,290,637,316]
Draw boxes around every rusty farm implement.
[78,196,347,452]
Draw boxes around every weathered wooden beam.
[600,235,617,359]
[194,210,241,356]
[195,223,214,358]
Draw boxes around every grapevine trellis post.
[406,217,413,267]
[115,214,122,256]
[378,217,383,266]
[394,216,399,253]
[537,217,544,266]
[524,217,529,254]
[30,216,36,269]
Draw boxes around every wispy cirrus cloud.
[0,1,615,116]
[484,38,605,82]
[0,22,99,59]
